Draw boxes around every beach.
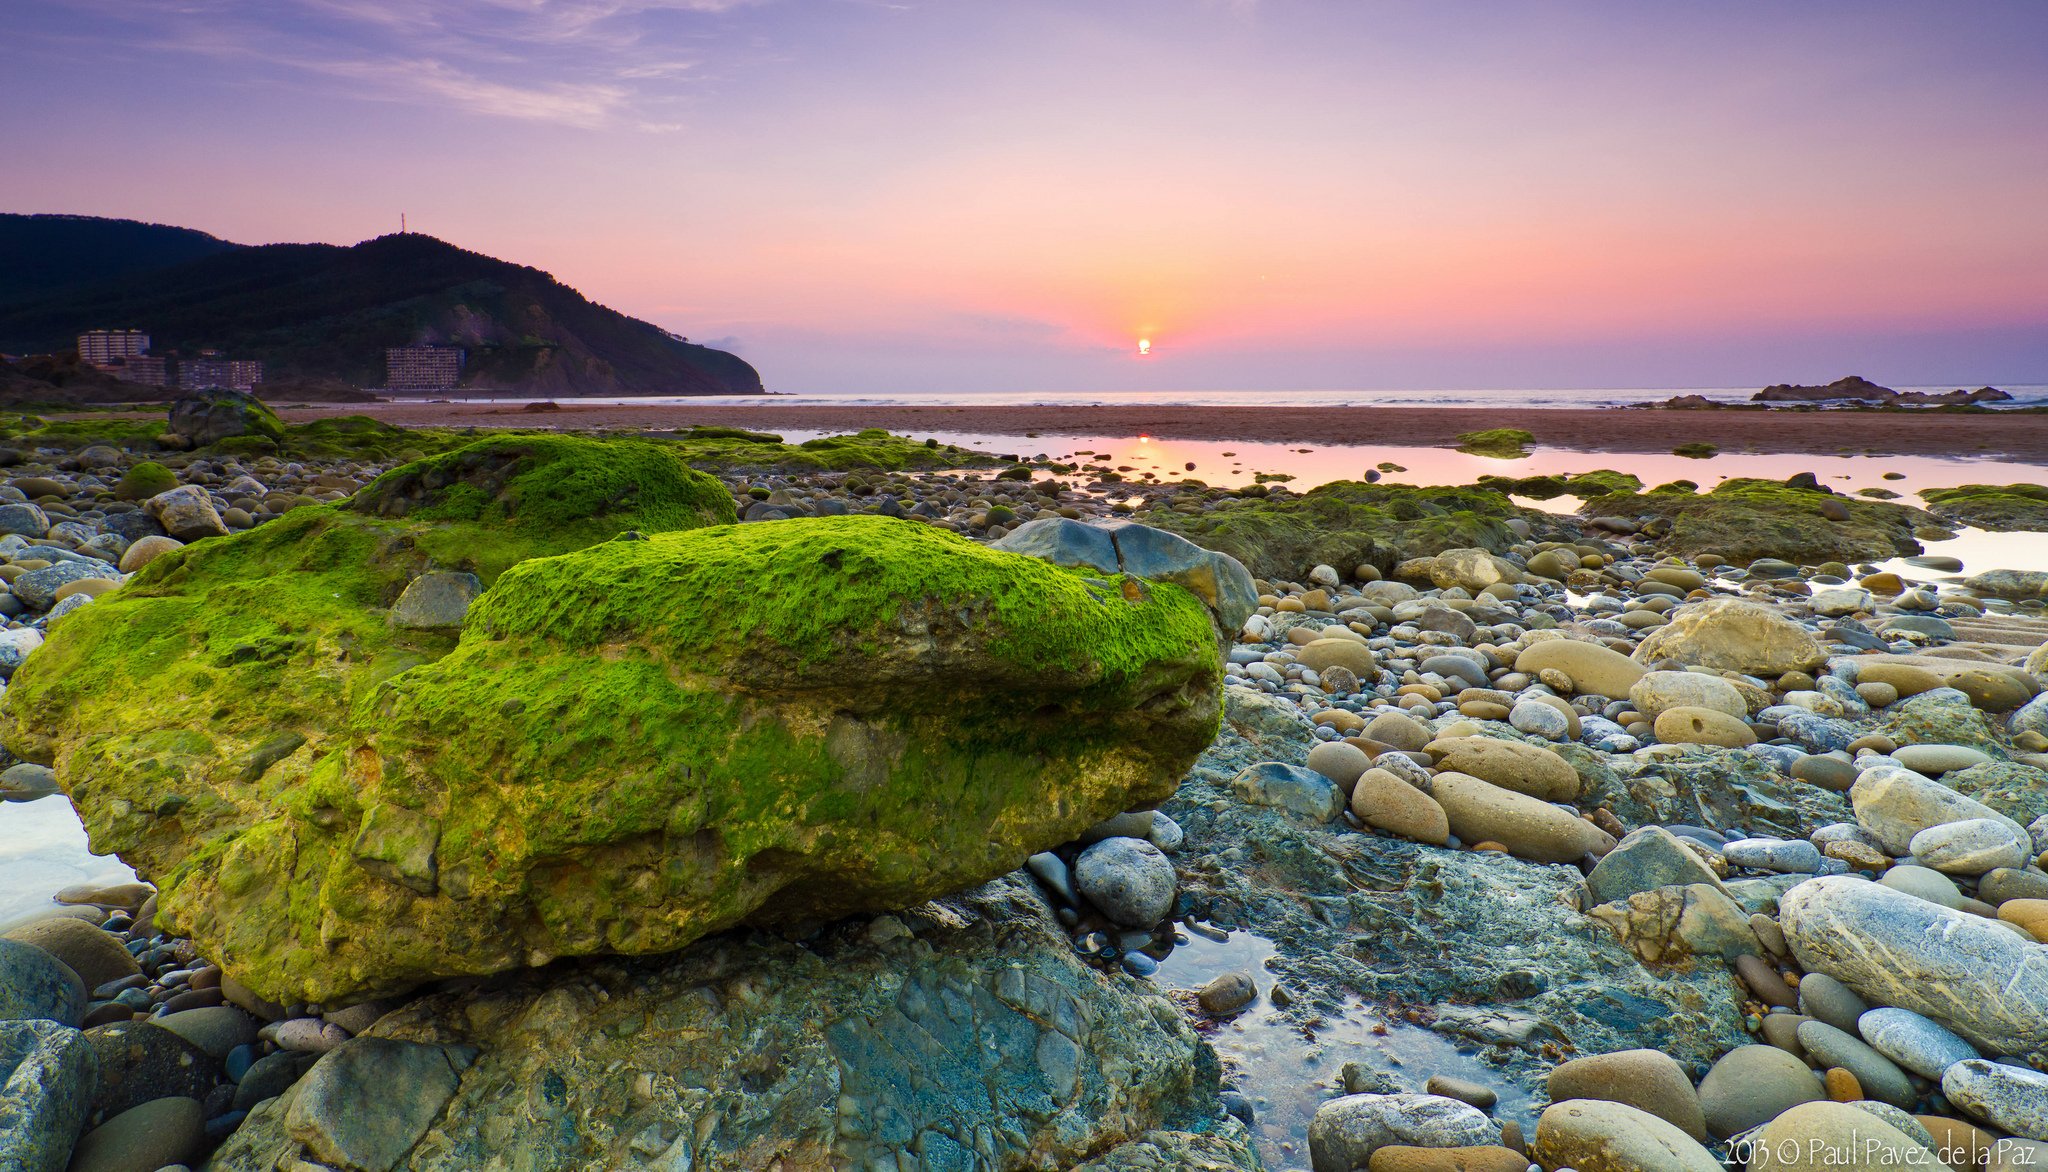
[262,400,2048,460]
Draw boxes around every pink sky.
[6,1,2047,391]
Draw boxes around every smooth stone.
[1514,638,1647,699]
[1879,864,1964,908]
[1,918,140,991]
[66,1096,204,1172]
[1365,711,1435,752]
[1349,768,1450,845]
[1851,765,2028,856]
[1796,1020,1917,1109]
[1998,898,2048,941]
[1916,1117,1997,1170]
[1365,1146,1527,1171]
[1425,736,1581,802]
[1430,772,1614,863]
[1981,868,2048,905]
[1025,852,1076,904]
[284,1038,465,1172]
[1630,671,1748,721]
[1533,1098,1722,1171]
[1734,954,1797,1008]
[1508,698,1571,741]
[1944,1059,2048,1142]
[232,1049,316,1112]
[1422,1076,1497,1112]
[153,1005,259,1060]
[1232,761,1344,822]
[0,938,86,1026]
[1910,818,2031,876]
[1196,972,1257,1015]
[83,1019,219,1117]
[1723,838,1822,874]
[1072,837,1177,928]
[1546,1048,1707,1140]
[388,570,483,631]
[1782,876,2048,1056]
[116,534,183,574]
[1296,638,1378,678]
[1633,598,1828,677]
[1654,706,1757,748]
[0,761,59,801]
[1792,755,1860,792]
[1858,1008,1980,1080]
[1744,1100,1949,1171]
[1761,1012,1812,1059]
[1697,1044,1826,1138]
[1307,741,1374,793]
[1795,973,1868,1033]
[0,1018,98,1171]
[1077,811,1156,843]
[1308,1092,1497,1172]
[1894,744,1994,774]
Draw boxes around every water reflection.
[0,795,136,928]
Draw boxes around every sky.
[5,0,2048,393]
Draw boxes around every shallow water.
[1152,926,1536,1169]
[0,795,135,928]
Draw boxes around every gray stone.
[0,939,84,1026]
[65,1096,203,1172]
[1696,1044,1826,1138]
[1857,1007,1979,1079]
[388,571,483,631]
[0,762,59,802]
[1231,761,1343,822]
[987,516,1120,573]
[1945,1059,2048,1142]
[1509,698,1571,740]
[232,1050,316,1113]
[1026,851,1077,904]
[1723,838,1823,874]
[1794,972,1867,1033]
[153,1005,259,1060]
[145,485,229,542]
[1910,817,2032,875]
[1306,1092,1496,1172]
[995,518,1259,631]
[0,1019,97,1172]
[1073,837,1177,927]
[1585,826,1726,905]
[82,1019,219,1117]
[286,1038,464,1172]
[1851,764,2029,855]
[1894,743,1994,774]
[1782,875,2048,1056]
[10,560,115,611]
[0,503,49,538]
[1795,1019,1916,1108]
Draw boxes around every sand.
[257,401,2048,460]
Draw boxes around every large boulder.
[167,389,285,447]
[1633,598,1827,676]
[1781,876,2048,1057]
[8,471,1224,1002]
[992,517,1259,631]
[206,877,1258,1171]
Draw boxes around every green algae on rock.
[8,496,1225,1003]
[1577,475,1948,564]
[1140,481,1540,581]
[1920,483,2048,532]
[1455,428,1536,459]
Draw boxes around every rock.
[232,1049,315,1112]
[1546,1049,1706,1139]
[1365,1146,1527,1171]
[1745,1100,1950,1170]
[167,389,285,446]
[209,875,1247,1172]
[1944,1060,2048,1142]
[1308,1093,1497,1172]
[0,761,59,801]
[10,560,115,611]
[1697,1044,1826,1137]
[1857,1008,1978,1079]
[1587,882,1759,964]
[1782,876,2048,1056]
[1631,672,1748,721]
[1722,838,1822,874]
[2,917,140,991]
[1509,698,1571,740]
[0,502,49,538]
[1350,768,1450,844]
[1366,711,1434,752]
[1533,1098,1722,1171]
[1514,639,1646,699]
[1792,972,1865,1033]
[1425,736,1581,801]
[144,485,229,541]
[153,1005,259,1060]
[1297,638,1378,678]
[1307,741,1374,793]
[15,483,1225,1003]
[65,1096,204,1172]
[1431,772,1614,863]
[2000,898,2048,940]
[994,517,1261,631]
[284,1038,464,1171]
[1074,837,1178,927]
[1880,864,1963,907]
[1910,818,2031,875]
[1430,548,1520,592]
[1796,1020,1916,1108]
[388,571,483,631]
[83,1019,220,1117]
[1850,765,2029,855]
[0,938,85,1025]
[1584,827,1726,905]
[1982,868,2048,905]
[1811,587,1874,616]
[1655,706,1757,748]
[1792,755,1859,792]
[0,1018,97,1171]
[1893,744,1994,775]
[1197,972,1258,1015]
[1234,761,1345,821]
[1634,598,1827,676]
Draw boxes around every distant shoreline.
[248,400,2048,461]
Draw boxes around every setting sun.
[1137,338,1151,356]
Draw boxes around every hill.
[0,221,763,396]
[0,213,240,305]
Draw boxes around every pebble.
[1857,1007,1979,1080]
[1794,972,1867,1033]
[1533,1098,1721,1171]
[1196,971,1257,1015]
[1424,736,1581,802]
[1909,817,2032,876]
[1944,1059,2048,1142]
[1697,1044,1825,1137]
[1745,1100,1947,1170]
[1430,772,1614,863]
[1350,768,1451,845]
[1073,837,1178,928]
[1795,1020,1917,1108]
[65,1096,205,1172]
[0,938,86,1025]
[1307,1093,1497,1172]
[1723,838,1822,874]
[1545,1048,1706,1139]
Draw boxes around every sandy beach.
[261,400,2048,460]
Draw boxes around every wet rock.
[0,1019,98,1171]
[1073,837,1178,927]
[1585,827,1726,905]
[1233,762,1345,821]
[1,917,138,993]
[1944,1060,2048,1142]
[1308,1093,1496,1172]
[66,1096,204,1172]
[284,1038,465,1171]
[1534,1098,1721,1171]
[0,939,85,1026]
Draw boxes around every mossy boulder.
[1579,476,1947,564]
[7,493,1223,1003]
[1455,428,1535,459]
[1141,481,1539,580]
[168,390,286,447]
[113,461,179,501]
[1921,484,2048,532]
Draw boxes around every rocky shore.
[5,391,2048,1171]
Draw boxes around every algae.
[1455,428,1535,459]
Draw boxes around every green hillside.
[0,224,762,396]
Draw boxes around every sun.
[1137,338,1152,356]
